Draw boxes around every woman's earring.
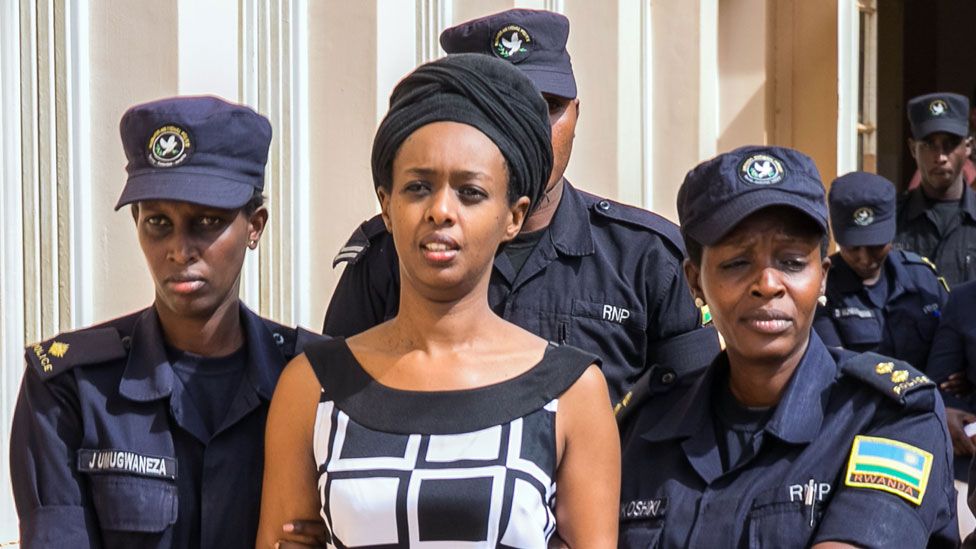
[248,240,257,249]
[817,295,827,306]
[694,297,705,308]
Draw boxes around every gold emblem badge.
[891,370,909,383]
[874,362,894,375]
[48,341,70,358]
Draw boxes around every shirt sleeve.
[814,402,958,548]
[322,237,400,337]
[10,366,100,548]
[644,248,720,374]
[926,297,972,409]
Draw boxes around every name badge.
[834,307,874,319]
[78,449,177,480]
[620,498,668,522]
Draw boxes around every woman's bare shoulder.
[273,353,321,409]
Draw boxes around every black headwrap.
[371,53,553,211]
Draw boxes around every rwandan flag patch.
[844,435,933,505]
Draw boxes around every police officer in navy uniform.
[896,92,976,286]
[323,9,719,409]
[10,96,320,548]
[814,171,948,373]
[619,146,957,548]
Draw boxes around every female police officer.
[256,54,619,548]
[619,146,957,547]
[11,96,318,548]
[813,171,948,372]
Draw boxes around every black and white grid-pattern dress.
[304,338,598,548]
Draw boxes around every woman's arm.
[255,354,324,548]
[554,364,620,548]
[10,368,99,547]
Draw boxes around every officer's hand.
[945,407,976,456]
[275,520,329,548]
[940,372,973,398]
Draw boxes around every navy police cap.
[677,145,828,246]
[907,92,969,139]
[828,171,896,248]
[115,95,272,210]
[440,9,576,99]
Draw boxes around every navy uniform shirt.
[619,333,957,548]
[813,249,949,372]
[323,181,720,404]
[895,185,976,286]
[10,305,321,549]
[928,280,976,414]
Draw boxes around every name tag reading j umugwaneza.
[77,449,177,480]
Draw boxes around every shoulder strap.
[25,328,128,381]
[303,337,367,401]
[839,351,935,405]
[333,215,388,267]
[586,195,686,254]
[531,344,601,401]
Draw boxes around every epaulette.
[840,352,935,405]
[586,194,686,254]
[332,215,388,268]
[24,328,128,381]
[901,251,950,292]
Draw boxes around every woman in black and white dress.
[256,54,619,548]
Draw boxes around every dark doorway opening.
[876,0,976,192]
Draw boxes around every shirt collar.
[640,332,836,445]
[903,185,976,223]
[548,180,594,257]
[119,304,284,402]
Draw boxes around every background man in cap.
[895,92,976,286]
[322,8,719,412]
[814,171,948,373]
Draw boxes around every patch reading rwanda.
[844,435,932,505]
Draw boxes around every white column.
[836,0,860,175]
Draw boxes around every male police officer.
[896,92,976,286]
[323,9,719,408]
[814,171,948,373]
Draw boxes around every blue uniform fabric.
[323,181,720,405]
[895,185,976,287]
[10,305,321,549]
[619,333,958,548]
[813,249,948,372]
[929,281,976,405]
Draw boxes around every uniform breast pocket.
[746,486,820,549]
[568,298,647,349]
[89,475,178,536]
[835,315,881,350]
[619,521,663,549]
[888,309,938,366]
